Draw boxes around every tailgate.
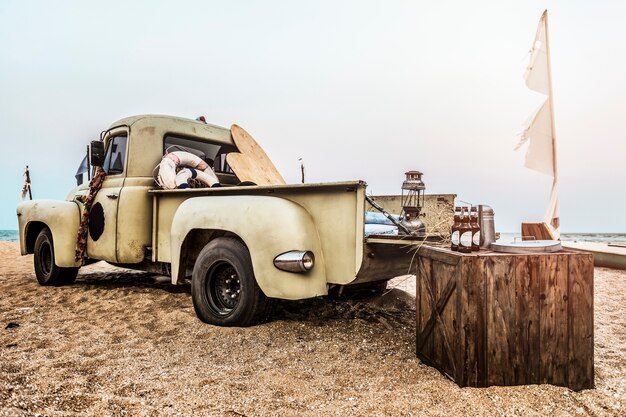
[353,235,429,284]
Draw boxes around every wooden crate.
[415,246,594,391]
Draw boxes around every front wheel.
[33,228,78,286]
[191,238,273,327]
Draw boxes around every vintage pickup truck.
[17,115,422,326]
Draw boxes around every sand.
[0,241,624,416]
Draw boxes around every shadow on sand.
[71,269,415,328]
[75,271,191,295]
[274,288,415,328]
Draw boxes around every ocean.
[500,232,626,244]
[0,229,625,244]
[0,230,19,242]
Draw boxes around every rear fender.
[170,195,327,299]
[16,200,82,268]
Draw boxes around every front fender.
[16,200,82,268]
[170,195,327,299]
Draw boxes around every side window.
[103,135,128,175]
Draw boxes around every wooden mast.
[543,10,558,180]
[543,10,559,232]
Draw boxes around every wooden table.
[415,245,594,391]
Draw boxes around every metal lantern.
[400,170,426,236]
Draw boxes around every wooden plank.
[485,256,515,386]
[416,262,456,352]
[521,222,556,240]
[429,261,457,378]
[472,257,487,387]
[455,257,463,384]
[439,261,458,378]
[539,255,569,385]
[416,256,434,362]
[415,257,424,351]
[227,124,286,186]
[513,256,529,384]
[539,255,557,384]
[417,246,462,266]
[458,257,486,387]
[514,256,541,384]
[553,255,570,385]
[431,259,444,370]
[416,270,456,348]
[568,254,594,391]
[460,256,479,387]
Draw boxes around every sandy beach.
[0,241,624,416]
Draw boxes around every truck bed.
[150,181,430,286]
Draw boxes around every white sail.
[524,15,550,95]
[517,10,560,238]
[516,99,554,176]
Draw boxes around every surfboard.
[227,124,286,186]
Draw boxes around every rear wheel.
[191,238,273,327]
[33,228,78,286]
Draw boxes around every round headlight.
[302,251,315,271]
[273,250,315,273]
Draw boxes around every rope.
[74,167,106,262]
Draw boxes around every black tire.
[191,238,273,327]
[33,228,78,286]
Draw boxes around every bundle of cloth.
[155,151,220,190]
[364,212,400,236]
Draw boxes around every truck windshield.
[103,135,128,175]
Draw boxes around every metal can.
[478,205,496,249]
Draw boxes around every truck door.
[86,133,128,263]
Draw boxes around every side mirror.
[90,141,105,167]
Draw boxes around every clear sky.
[1,0,624,232]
